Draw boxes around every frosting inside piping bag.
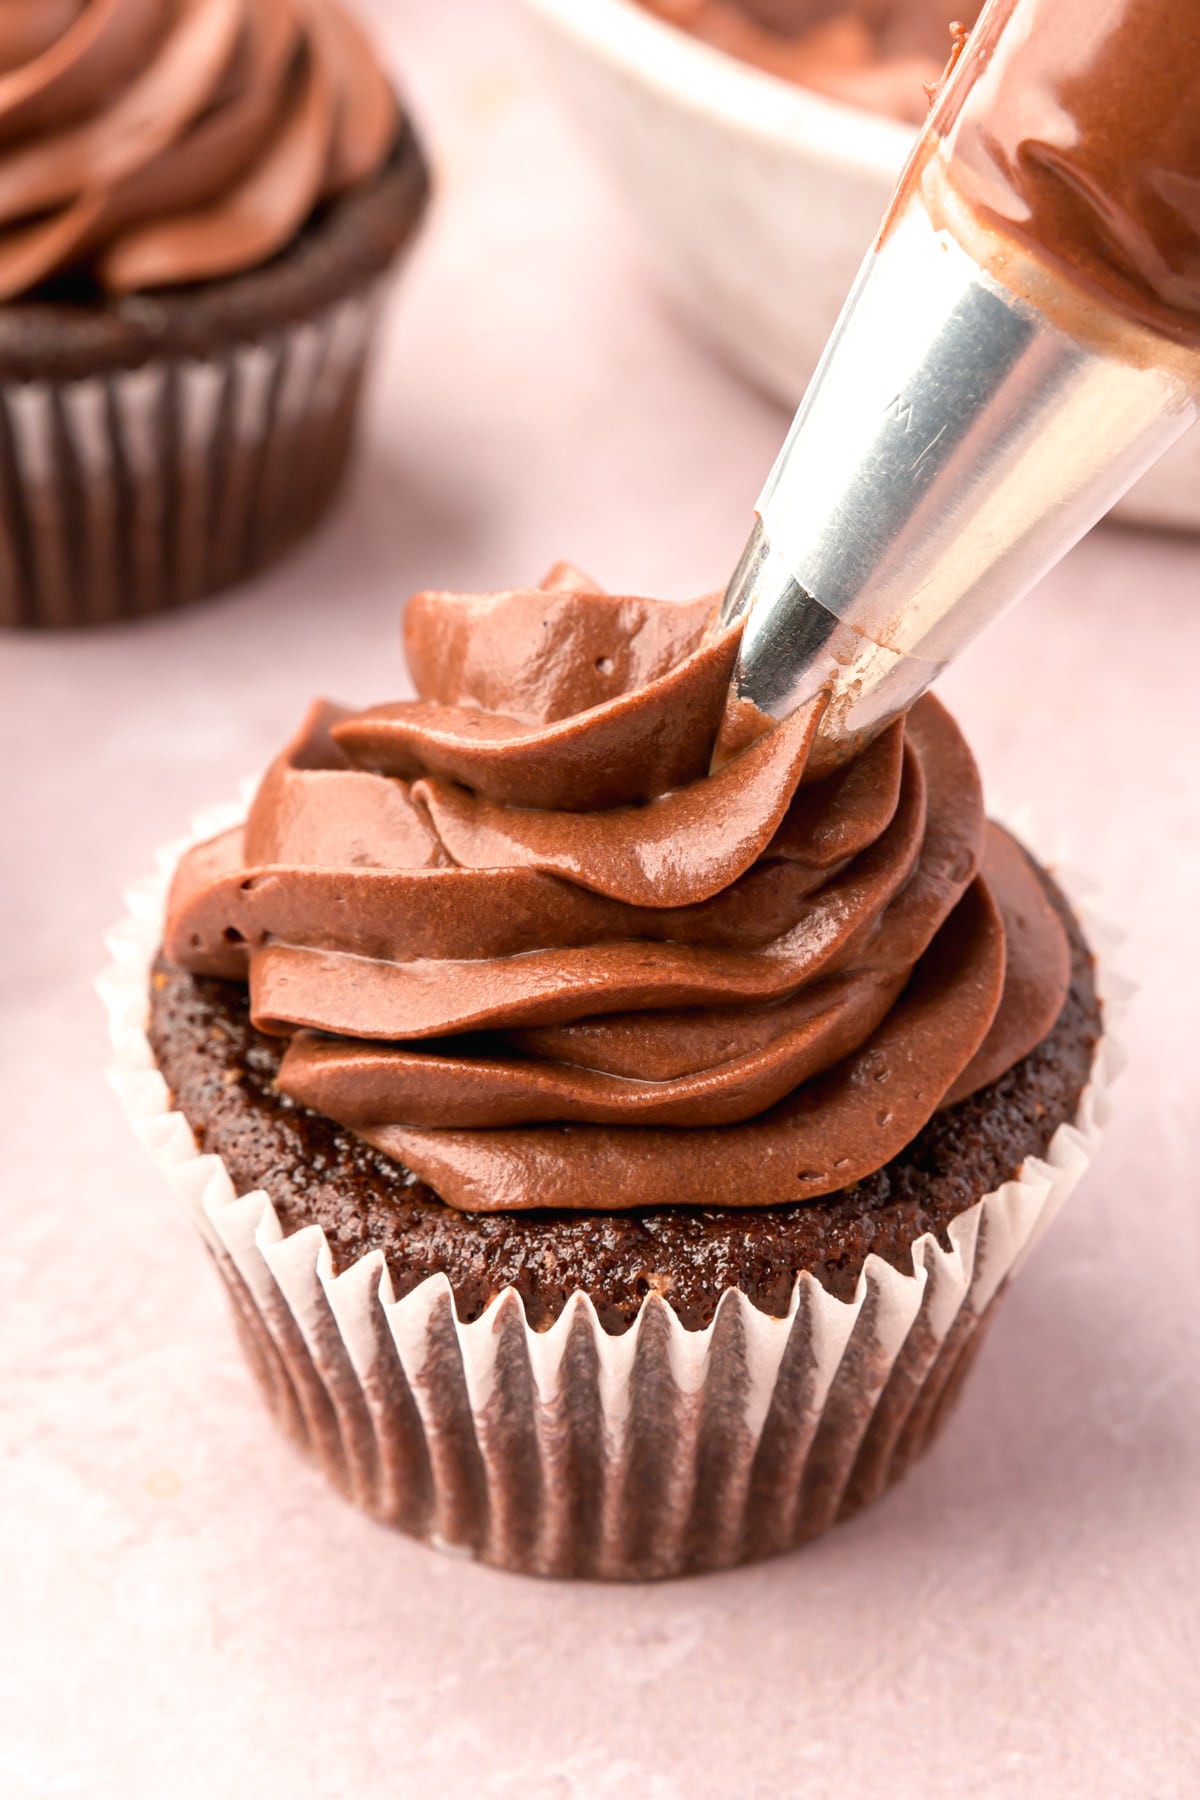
[165,564,1072,1212]
[0,0,398,299]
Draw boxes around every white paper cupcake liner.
[0,282,387,630]
[99,795,1126,1580]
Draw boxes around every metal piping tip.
[714,518,940,776]
[719,188,1199,773]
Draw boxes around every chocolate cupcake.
[0,0,429,629]
[104,564,1112,1578]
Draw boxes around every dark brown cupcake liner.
[101,800,1119,1580]
[0,285,388,629]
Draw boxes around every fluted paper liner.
[1,283,386,629]
[100,794,1123,1579]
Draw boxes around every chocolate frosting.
[164,565,1071,1214]
[928,0,1200,348]
[640,1,981,124]
[0,0,398,299]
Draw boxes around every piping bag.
[717,0,1200,774]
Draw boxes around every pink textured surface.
[3,3,1198,1794]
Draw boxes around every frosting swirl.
[164,564,1072,1213]
[0,0,398,299]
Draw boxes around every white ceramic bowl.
[520,0,1199,532]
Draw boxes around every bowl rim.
[519,0,914,179]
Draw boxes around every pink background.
[4,3,1198,1794]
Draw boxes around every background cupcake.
[103,565,1113,1580]
[0,0,429,629]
